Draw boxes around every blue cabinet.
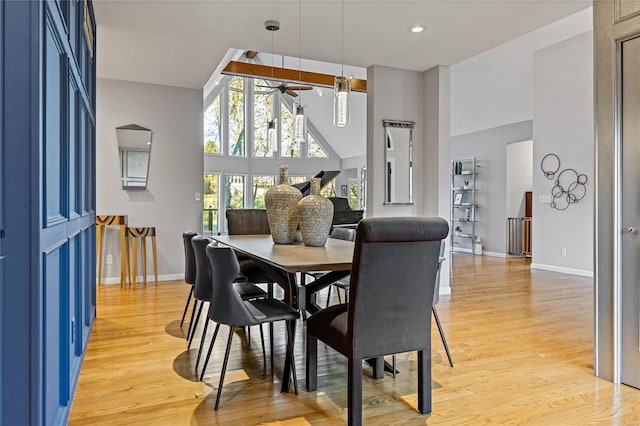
[1,0,96,424]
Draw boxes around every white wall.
[97,78,203,282]
[451,7,592,136]
[506,140,533,218]
[451,121,533,254]
[531,31,594,276]
[367,64,451,292]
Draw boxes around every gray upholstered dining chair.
[189,236,268,376]
[182,231,198,340]
[305,217,449,425]
[200,245,299,410]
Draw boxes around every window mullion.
[222,85,229,156]
[247,78,253,158]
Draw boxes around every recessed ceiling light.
[409,25,425,33]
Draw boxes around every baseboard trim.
[530,263,593,278]
[100,273,183,285]
[483,251,507,258]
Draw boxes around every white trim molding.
[100,273,184,285]
[530,263,593,277]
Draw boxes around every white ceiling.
[94,0,591,90]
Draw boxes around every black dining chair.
[305,217,449,425]
[200,245,299,410]
[182,231,198,340]
[189,236,268,375]
[324,227,356,307]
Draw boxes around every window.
[280,103,300,158]
[349,181,359,209]
[204,94,221,154]
[203,173,219,233]
[307,133,327,158]
[320,178,336,197]
[253,80,275,158]
[204,76,331,160]
[224,174,246,209]
[288,175,307,186]
[252,175,275,208]
[228,77,245,157]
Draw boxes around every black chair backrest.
[206,245,258,327]
[226,209,270,235]
[330,227,356,242]
[192,235,213,301]
[183,231,198,284]
[348,217,449,357]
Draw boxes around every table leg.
[119,225,128,287]
[131,236,138,288]
[141,237,147,286]
[280,272,297,393]
[151,235,158,285]
[96,224,103,286]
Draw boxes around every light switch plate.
[195,192,201,201]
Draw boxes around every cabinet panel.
[617,0,640,21]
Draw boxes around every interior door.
[621,35,640,390]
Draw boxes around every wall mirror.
[383,119,414,205]
[116,124,152,190]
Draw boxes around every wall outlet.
[561,248,567,256]
[106,254,113,265]
[539,194,552,203]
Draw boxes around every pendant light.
[265,20,280,154]
[294,0,307,143]
[334,0,350,127]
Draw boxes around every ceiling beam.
[221,61,367,92]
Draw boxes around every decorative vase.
[265,165,303,244]
[298,178,334,247]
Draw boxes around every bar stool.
[127,226,158,287]
[96,215,130,287]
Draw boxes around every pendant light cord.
[341,0,344,77]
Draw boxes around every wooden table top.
[212,234,354,273]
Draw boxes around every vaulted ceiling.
[94,1,591,90]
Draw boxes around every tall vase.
[264,165,303,244]
[298,178,334,247]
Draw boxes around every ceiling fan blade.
[287,85,313,91]
[285,89,299,97]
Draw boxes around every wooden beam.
[221,61,367,92]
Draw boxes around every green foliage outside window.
[252,176,275,208]
[204,95,221,154]
[320,179,336,197]
[307,133,327,158]
[225,175,245,209]
[280,103,300,158]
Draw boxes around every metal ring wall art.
[540,153,587,211]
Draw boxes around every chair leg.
[180,287,194,327]
[337,286,342,304]
[347,357,363,426]
[188,301,204,349]
[305,334,318,391]
[286,320,298,395]
[417,349,432,414]
[195,319,210,375]
[259,324,267,374]
[186,299,200,341]
[269,322,274,373]
[392,355,397,379]
[214,326,235,410]
[199,323,221,382]
[433,307,453,367]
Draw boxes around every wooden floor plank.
[68,255,640,425]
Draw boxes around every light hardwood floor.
[68,255,640,425]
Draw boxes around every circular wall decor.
[540,153,560,180]
[541,154,587,211]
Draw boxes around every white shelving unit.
[450,157,478,255]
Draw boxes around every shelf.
[452,187,477,191]
[452,204,478,208]
[452,218,477,222]
[452,233,475,238]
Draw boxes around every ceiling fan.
[257,82,314,97]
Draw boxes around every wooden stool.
[96,215,130,287]
[127,227,158,287]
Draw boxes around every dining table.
[211,234,354,392]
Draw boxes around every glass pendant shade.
[333,75,350,127]
[294,103,307,143]
[267,118,278,153]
